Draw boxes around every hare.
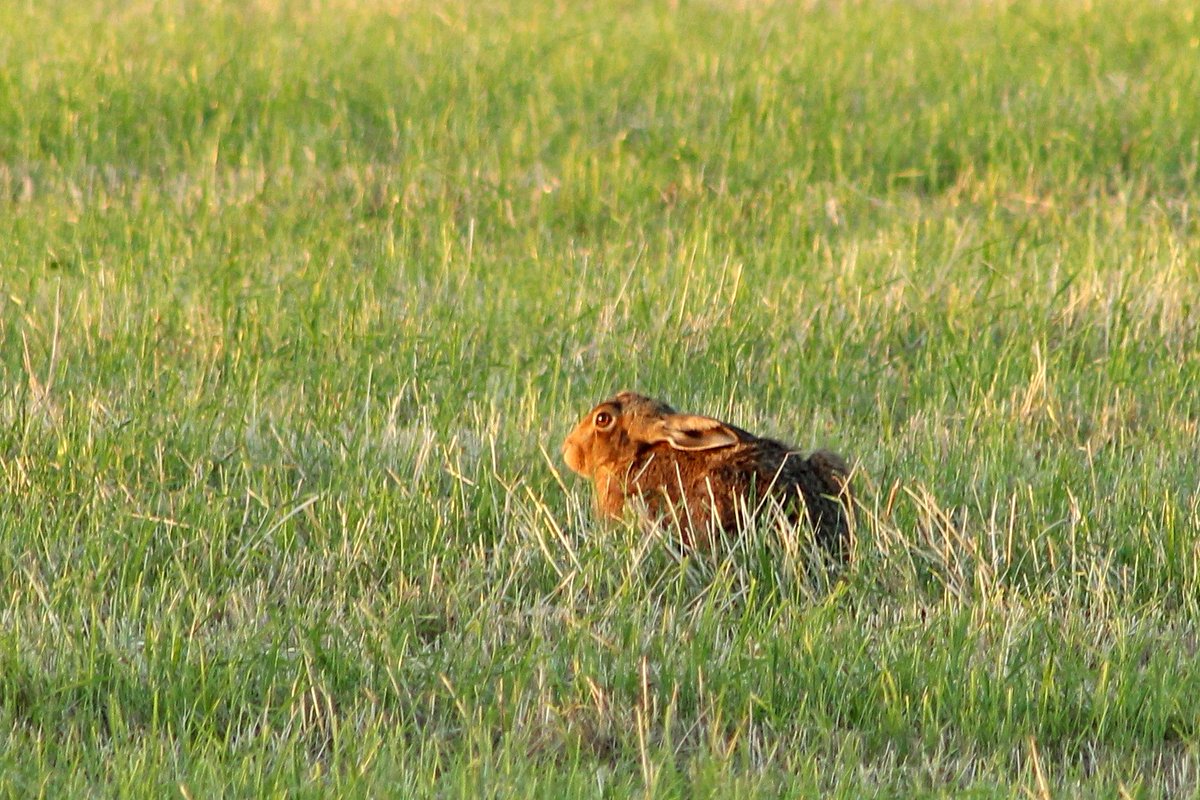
[562,391,853,553]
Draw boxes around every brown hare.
[562,391,853,554]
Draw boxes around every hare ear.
[650,415,740,451]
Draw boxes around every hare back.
[621,437,852,549]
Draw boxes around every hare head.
[562,391,740,479]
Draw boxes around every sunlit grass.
[1,0,1199,795]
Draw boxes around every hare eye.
[594,411,614,430]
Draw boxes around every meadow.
[1,0,1199,795]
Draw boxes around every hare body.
[562,392,853,552]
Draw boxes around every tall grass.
[1,0,1198,795]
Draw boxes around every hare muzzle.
[561,424,591,477]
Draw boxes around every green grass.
[2,0,1199,795]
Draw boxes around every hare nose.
[562,438,585,474]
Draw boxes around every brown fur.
[562,391,853,552]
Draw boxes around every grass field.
[2,0,1199,795]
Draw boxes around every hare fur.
[562,391,853,552]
